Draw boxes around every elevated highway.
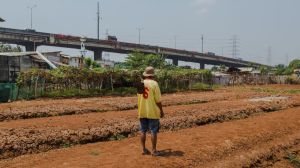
[0,27,266,68]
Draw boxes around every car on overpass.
[206,52,215,56]
[107,35,118,41]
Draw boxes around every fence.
[0,83,18,103]
[0,80,45,103]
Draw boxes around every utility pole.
[104,29,110,60]
[137,27,143,44]
[105,29,109,39]
[286,54,289,66]
[97,2,100,40]
[201,34,204,53]
[221,47,224,56]
[174,36,177,49]
[27,5,37,29]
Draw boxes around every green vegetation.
[191,82,213,91]
[60,142,71,148]
[15,52,213,99]
[109,134,126,141]
[0,43,22,52]
[123,51,169,70]
[259,65,271,75]
[284,152,300,168]
[89,151,100,156]
[84,57,100,68]
[274,59,300,75]
[286,89,300,94]
[211,65,226,72]
[250,87,300,95]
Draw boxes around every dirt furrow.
[0,89,263,121]
[0,106,299,168]
[0,97,298,160]
[199,132,300,168]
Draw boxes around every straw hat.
[143,66,155,77]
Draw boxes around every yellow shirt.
[138,79,162,119]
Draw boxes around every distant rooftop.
[0,17,5,22]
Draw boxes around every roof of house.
[60,53,82,58]
[238,67,254,72]
[251,70,261,74]
[0,51,57,69]
[212,71,230,77]
[0,51,66,57]
[0,52,36,57]
[0,17,5,22]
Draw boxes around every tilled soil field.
[0,87,266,121]
[0,85,299,167]
[0,106,299,168]
[0,96,299,159]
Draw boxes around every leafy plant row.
[16,67,213,98]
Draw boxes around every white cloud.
[191,0,217,14]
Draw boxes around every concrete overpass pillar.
[24,43,37,51]
[200,63,205,69]
[93,50,103,61]
[172,58,178,66]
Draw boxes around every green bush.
[16,66,213,99]
[286,76,299,84]
[191,83,213,91]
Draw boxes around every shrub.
[191,83,213,91]
[16,67,213,99]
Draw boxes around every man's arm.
[156,102,164,118]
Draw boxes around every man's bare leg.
[141,132,150,154]
[151,133,157,153]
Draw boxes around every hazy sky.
[0,0,299,66]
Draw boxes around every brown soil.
[0,106,299,168]
[0,86,268,121]
[0,95,298,159]
[0,85,299,167]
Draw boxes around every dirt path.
[1,106,299,168]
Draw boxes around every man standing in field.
[138,66,164,156]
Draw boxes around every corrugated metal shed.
[0,52,57,82]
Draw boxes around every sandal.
[142,148,151,155]
[152,151,162,157]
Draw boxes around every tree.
[84,58,92,68]
[92,61,100,68]
[211,66,218,71]
[259,66,272,75]
[288,59,300,70]
[124,51,166,70]
[0,43,22,52]
[84,58,101,69]
[274,64,286,75]
[124,52,145,70]
[219,65,227,72]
